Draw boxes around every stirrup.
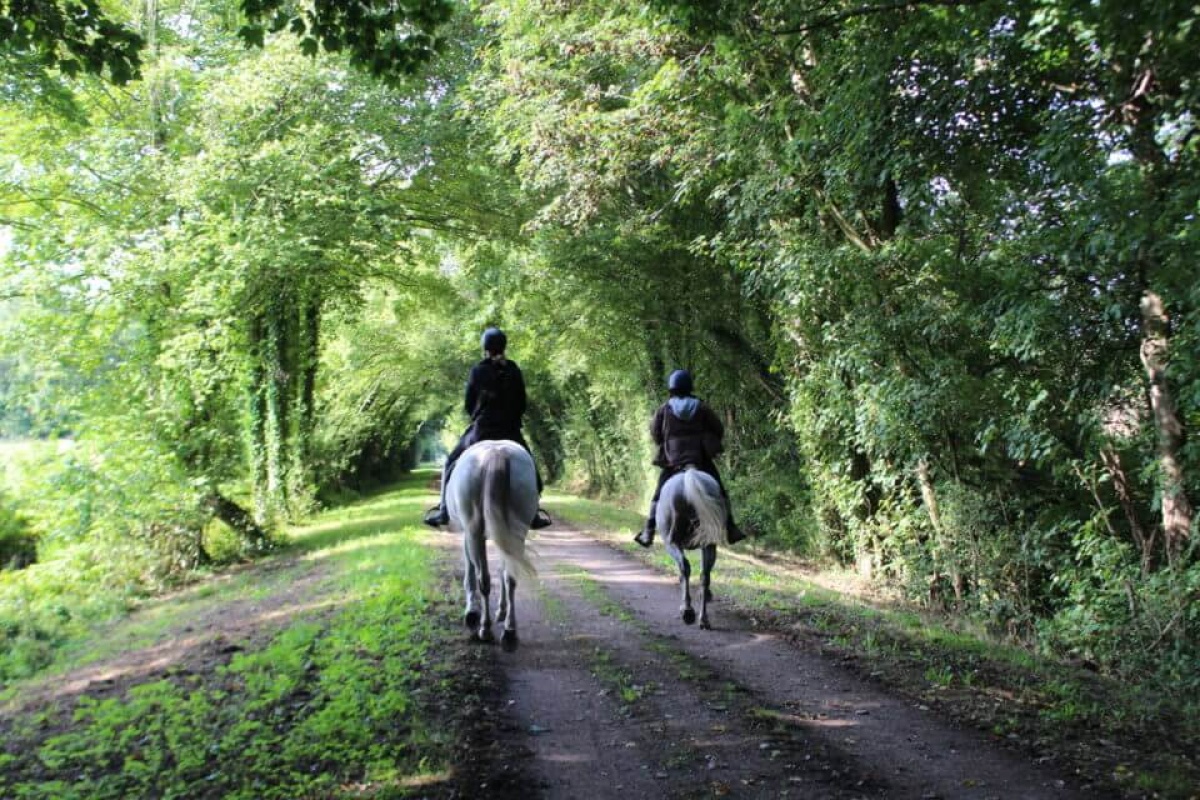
[633,528,654,548]
[423,505,449,527]
[531,508,552,529]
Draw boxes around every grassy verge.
[0,471,495,799]
[546,492,1200,799]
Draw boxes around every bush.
[0,491,36,570]
[1041,538,1200,691]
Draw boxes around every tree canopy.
[1,0,454,84]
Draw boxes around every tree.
[1,0,455,85]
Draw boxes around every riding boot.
[725,510,746,544]
[422,460,455,527]
[634,503,657,548]
[531,507,552,529]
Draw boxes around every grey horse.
[446,439,538,651]
[656,467,728,630]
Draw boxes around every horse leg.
[667,541,696,625]
[699,545,717,630]
[496,561,509,624]
[500,571,519,652]
[462,538,481,631]
[464,526,494,642]
[477,559,494,643]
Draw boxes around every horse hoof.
[501,630,519,652]
[477,627,495,644]
[700,618,712,631]
[681,608,696,625]
[464,610,480,630]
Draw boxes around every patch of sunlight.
[292,511,409,536]
[542,493,642,531]
[543,753,596,764]
[334,758,453,794]
[40,595,345,704]
[301,530,413,562]
[285,481,435,551]
[48,560,315,672]
[750,707,861,729]
[399,770,454,787]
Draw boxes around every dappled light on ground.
[335,769,456,794]
[543,753,596,764]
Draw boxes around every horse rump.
[658,468,727,549]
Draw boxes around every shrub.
[0,491,36,570]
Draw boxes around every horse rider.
[423,327,552,530]
[634,369,744,547]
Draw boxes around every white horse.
[446,440,538,651]
[656,467,728,630]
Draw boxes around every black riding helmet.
[667,369,693,396]
[481,327,507,354]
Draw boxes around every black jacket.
[465,357,527,438]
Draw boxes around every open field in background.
[0,439,65,492]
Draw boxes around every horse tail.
[482,449,537,583]
[683,469,727,547]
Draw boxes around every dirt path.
[450,524,1111,800]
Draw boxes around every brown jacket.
[651,397,724,469]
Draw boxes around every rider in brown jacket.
[634,370,744,547]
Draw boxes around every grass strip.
[1,474,470,799]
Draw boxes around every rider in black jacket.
[423,328,551,529]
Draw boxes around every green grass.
[552,489,1044,675]
[555,563,638,624]
[0,471,445,688]
[0,471,473,799]
[19,557,316,684]
[541,491,643,537]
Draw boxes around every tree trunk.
[917,459,963,606]
[143,0,167,148]
[289,295,320,503]
[298,297,320,448]
[205,492,271,552]
[1139,290,1193,563]
[1099,446,1156,574]
[264,304,290,515]
[247,314,270,523]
